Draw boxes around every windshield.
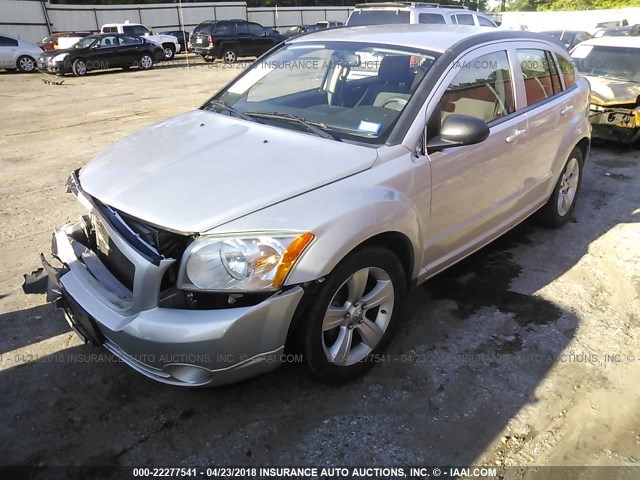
[347,10,411,26]
[572,45,640,83]
[207,41,438,144]
[74,36,99,49]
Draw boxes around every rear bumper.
[40,175,304,387]
[191,45,219,57]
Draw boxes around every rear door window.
[0,36,19,47]
[517,49,560,106]
[441,50,515,124]
[247,23,265,36]
[120,35,142,45]
[419,13,446,24]
[235,22,248,35]
[454,14,475,26]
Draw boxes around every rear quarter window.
[557,54,576,88]
[194,23,214,34]
[478,16,495,27]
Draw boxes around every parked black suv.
[190,20,286,63]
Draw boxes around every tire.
[17,55,35,73]
[298,246,407,384]
[162,44,176,60]
[71,59,87,77]
[538,147,584,228]
[222,48,237,64]
[138,54,154,70]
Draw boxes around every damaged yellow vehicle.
[571,37,640,144]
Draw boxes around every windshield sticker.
[357,120,381,134]
[571,46,593,59]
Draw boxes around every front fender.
[286,187,423,285]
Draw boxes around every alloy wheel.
[321,267,394,366]
[557,157,580,216]
[18,57,35,72]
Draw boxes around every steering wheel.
[382,97,408,110]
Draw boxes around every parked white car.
[100,22,181,59]
[0,33,42,72]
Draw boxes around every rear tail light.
[208,35,215,45]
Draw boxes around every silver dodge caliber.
[40,25,591,386]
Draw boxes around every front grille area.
[115,210,191,291]
[92,214,136,291]
[86,200,191,292]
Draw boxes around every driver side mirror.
[426,114,490,153]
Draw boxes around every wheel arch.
[283,230,415,353]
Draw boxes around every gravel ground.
[0,55,639,477]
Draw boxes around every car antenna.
[177,0,195,109]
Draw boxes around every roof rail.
[354,2,468,9]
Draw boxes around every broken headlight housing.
[177,232,314,292]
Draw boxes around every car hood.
[584,75,640,107]
[79,110,377,233]
[40,47,85,57]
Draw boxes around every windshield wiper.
[207,100,255,122]
[243,112,342,142]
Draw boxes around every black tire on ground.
[537,146,584,228]
[71,59,87,77]
[138,54,154,70]
[222,48,237,64]
[297,246,407,384]
[162,44,176,60]
[17,55,36,73]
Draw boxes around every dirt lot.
[0,55,639,476]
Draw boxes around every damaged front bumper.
[589,103,640,144]
[30,173,304,387]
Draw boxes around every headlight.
[51,53,68,62]
[178,232,314,292]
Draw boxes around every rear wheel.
[298,246,406,384]
[162,44,176,60]
[538,147,584,227]
[17,55,35,73]
[222,48,237,64]
[71,59,87,77]
[139,54,154,70]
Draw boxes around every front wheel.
[298,246,407,384]
[538,147,584,227]
[17,55,35,73]
[71,59,87,76]
[138,54,154,70]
